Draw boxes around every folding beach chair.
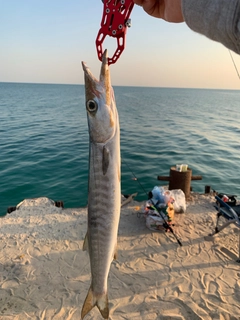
[211,195,240,263]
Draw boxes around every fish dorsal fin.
[102,146,110,175]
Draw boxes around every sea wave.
[0,83,239,215]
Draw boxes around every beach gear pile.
[216,193,237,207]
[143,186,186,231]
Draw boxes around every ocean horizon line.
[0,81,239,92]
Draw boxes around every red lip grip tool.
[96,0,134,65]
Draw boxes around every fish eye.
[86,100,98,113]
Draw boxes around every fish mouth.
[81,61,97,83]
[100,49,108,70]
[82,49,109,84]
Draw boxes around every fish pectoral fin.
[82,231,88,252]
[81,286,109,320]
[102,146,110,175]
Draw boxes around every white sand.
[0,194,239,320]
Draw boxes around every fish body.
[81,50,121,319]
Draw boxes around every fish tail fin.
[97,293,109,319]
[81,286,109,319]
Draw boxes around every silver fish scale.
[88,143,119,295]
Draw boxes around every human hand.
[133,0,184,23]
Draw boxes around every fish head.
[82,50,117,144]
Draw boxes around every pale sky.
[1,0,240,89]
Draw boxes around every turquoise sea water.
[0,82,240,216]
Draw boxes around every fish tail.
[81,286,109,319]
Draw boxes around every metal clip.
[96,0,134,65]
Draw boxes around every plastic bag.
[149,186,186,213]
[143,199,174,231]
[151,186,175,205]
[146,214,165,231]
[170,189,186,213]
[151,186,165,204]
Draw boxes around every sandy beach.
[0,193,239,320]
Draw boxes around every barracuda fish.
[81,50,121,320]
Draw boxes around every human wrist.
[164,0,184,22]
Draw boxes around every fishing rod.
[229,50,240,81]
[122,158,149,195]
[122,158,182,246]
